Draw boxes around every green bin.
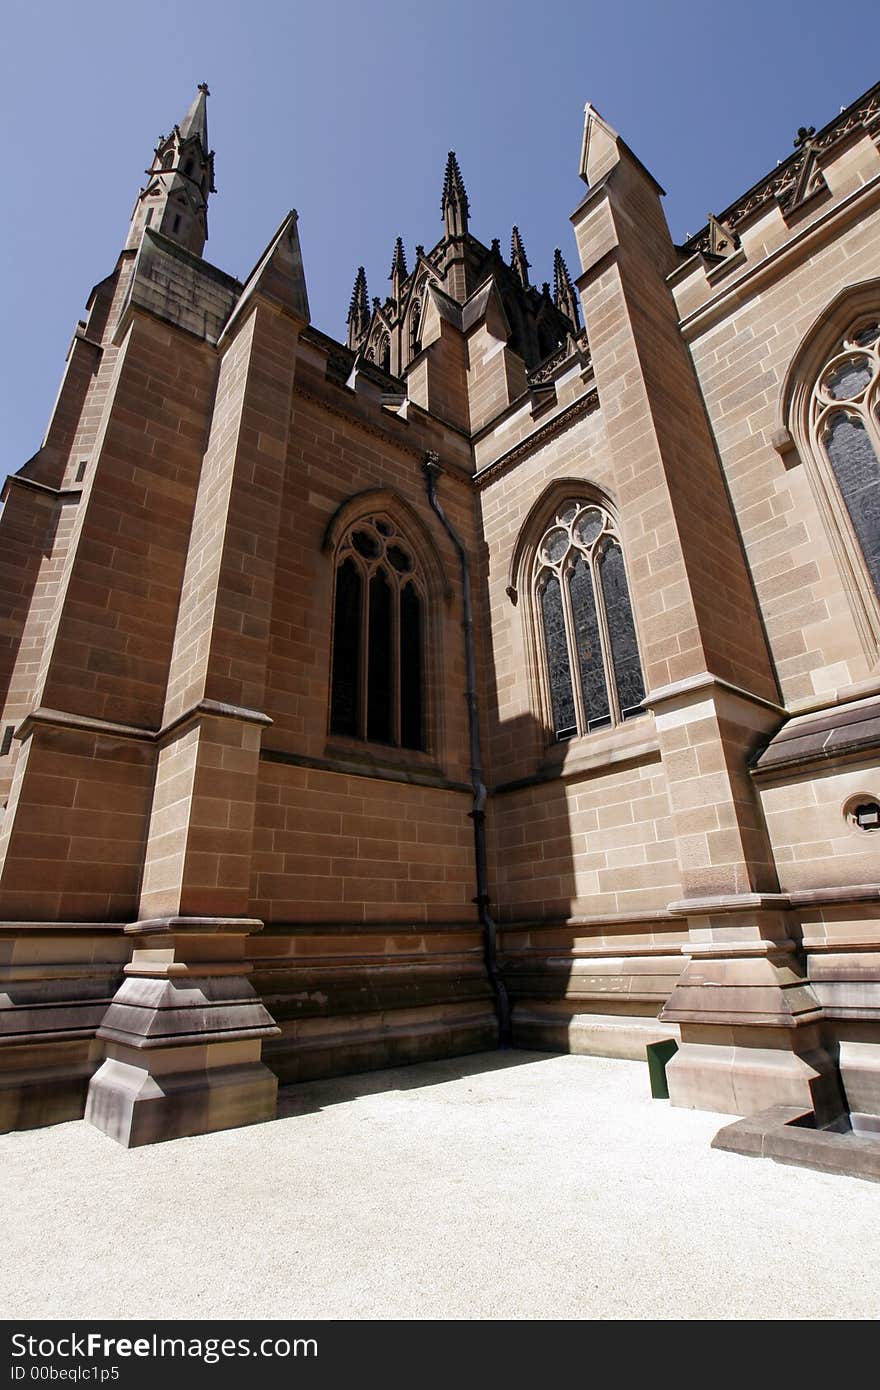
[646,1039,678,1099]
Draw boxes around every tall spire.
[442,151,469,238]
[510,225,530,287]
[389,237,407,301]
[347,266,371,350]
[553,248,581,330]
[179,82,210,145]
[125,84,215,257]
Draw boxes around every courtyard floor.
[2,1050,878,1321]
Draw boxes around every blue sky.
[2,0,877,472]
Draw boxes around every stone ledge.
[712,1104,880,1182]
[124,916,264,938]
[752,692,880,774]
[261,745,470,794]
[258,920,481,937]
[643,670,785,717]
[1,476,83,504]
[14,698,273,748]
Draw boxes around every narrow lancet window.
[367,568,393,744]
[541,574,577,739]
[330,557,362,738]
[599,541,647,720]
[400,584,423,751]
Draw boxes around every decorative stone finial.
[510,225,530,287]
[442,151,469,237]
[552,248,581,330]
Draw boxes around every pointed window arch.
[531,498,645,740]
[784,294,880,658]
[811,319,880,605]
[329,513,426,750]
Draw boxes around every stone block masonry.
[2,81,879,1143]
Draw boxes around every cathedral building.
[1,81,879,1148]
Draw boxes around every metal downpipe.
[424,452,511,1046]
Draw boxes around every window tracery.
[329,513,425,750]
[533,500,645,740]
[811,319,880,602]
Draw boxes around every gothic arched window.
[811,319,880,604]
[377,333,391,374]
[534,500,645,740]
[409,300,422,359]
[329,514,425,750]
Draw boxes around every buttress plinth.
[85,917,279,1146]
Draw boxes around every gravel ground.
[2,1050,878,1321]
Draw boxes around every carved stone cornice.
[681,80,880,260]
[473,388,600,489]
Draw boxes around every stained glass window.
[330,515,426,750]
[534,500,645,740]
[812,321,880,607]
[600,542,647,719]
[823,413,880,597]
[541,574,576,739]
[569,555,609,731]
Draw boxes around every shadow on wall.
[477,503,686,1064]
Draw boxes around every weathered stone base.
[666,1023,844,1123]
[251,921,498,1084]
[0,925,127,1132]
[0,1038,99,1132]
[266,1003,496,1084]
[836,1037,880,1136]
[84,917,280,1146]
[511,1004,679,1061]
[85,1041,278,1147]
[712,1105,880,1182]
